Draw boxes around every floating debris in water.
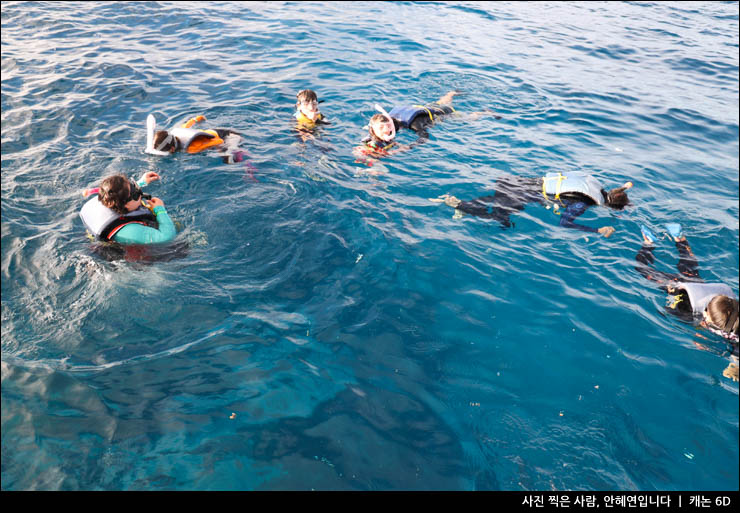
[277,179,297,193]
[229,413,236,420]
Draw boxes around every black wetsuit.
[455,175,605,232]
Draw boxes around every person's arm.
[558,199,601,234]
[112,204,176,244]
[136,171,160,188]
[456,196,498,218]
[182,115,206,129]
[407,118,430,147]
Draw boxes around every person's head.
[153,130,177,153]
[604,181,632,210]
[296,89,320,121]
[98,175,145,214]
[703,295,740,340]
[369,113,396,142]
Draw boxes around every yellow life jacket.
[295,111,324,127]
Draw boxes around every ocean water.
[1,1,738,491]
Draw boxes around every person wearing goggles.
[356,90,499,163]
[295,89,329,125]
[430,173,631,238]
[294,89,331,144]
[633,223,739,380]
[79,171,176,245]
[146,114,251,168]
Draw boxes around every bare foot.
[436,90,461,106]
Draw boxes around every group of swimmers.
[78,89,739,380]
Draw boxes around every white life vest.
[80,196,157,241]
[543,172,605,206]
[170,126,216,152]
[145,114,217,155]
[675,281,737,315]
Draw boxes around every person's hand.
[148,197,165,209]
[723,362,739,382]
[140,171,160,184]
[598,226,615,238]
[390,143,414,153]
[429,194,461,208]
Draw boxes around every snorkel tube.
[373,103,396,142]
[145,114,172,156]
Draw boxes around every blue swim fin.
[640,225,658,244]
[665,223,683,240]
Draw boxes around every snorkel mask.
[127,179,152,202]
[145,114,172,156]
[297,99,320,121]
[372,103,396,142]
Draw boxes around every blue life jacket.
[389,104,453,128]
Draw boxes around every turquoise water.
[1,1,738,491]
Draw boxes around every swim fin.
[640,225,658,245]
[665,223,683,240]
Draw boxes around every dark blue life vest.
[388,104,453,128]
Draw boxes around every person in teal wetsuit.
[80,172,176,245]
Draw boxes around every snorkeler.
[355,90,460,159]
[635,223,739,380]
[355,91,500,166]
[294,89,330,130]
[80,172,176,245]
[145,113,249,165]
[431,172,632,238]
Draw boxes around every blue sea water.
[1,1,738,491]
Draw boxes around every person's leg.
[435,90,460,106]
[458,177,539,227]
[634,227,683,286]
[664,223,699,278]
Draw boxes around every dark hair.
[98,175,132,214]
[605,186,630,209]
[153,130,177,153]
[370,113,390,125]
[296,89,318,104]
[706,295,740,336]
